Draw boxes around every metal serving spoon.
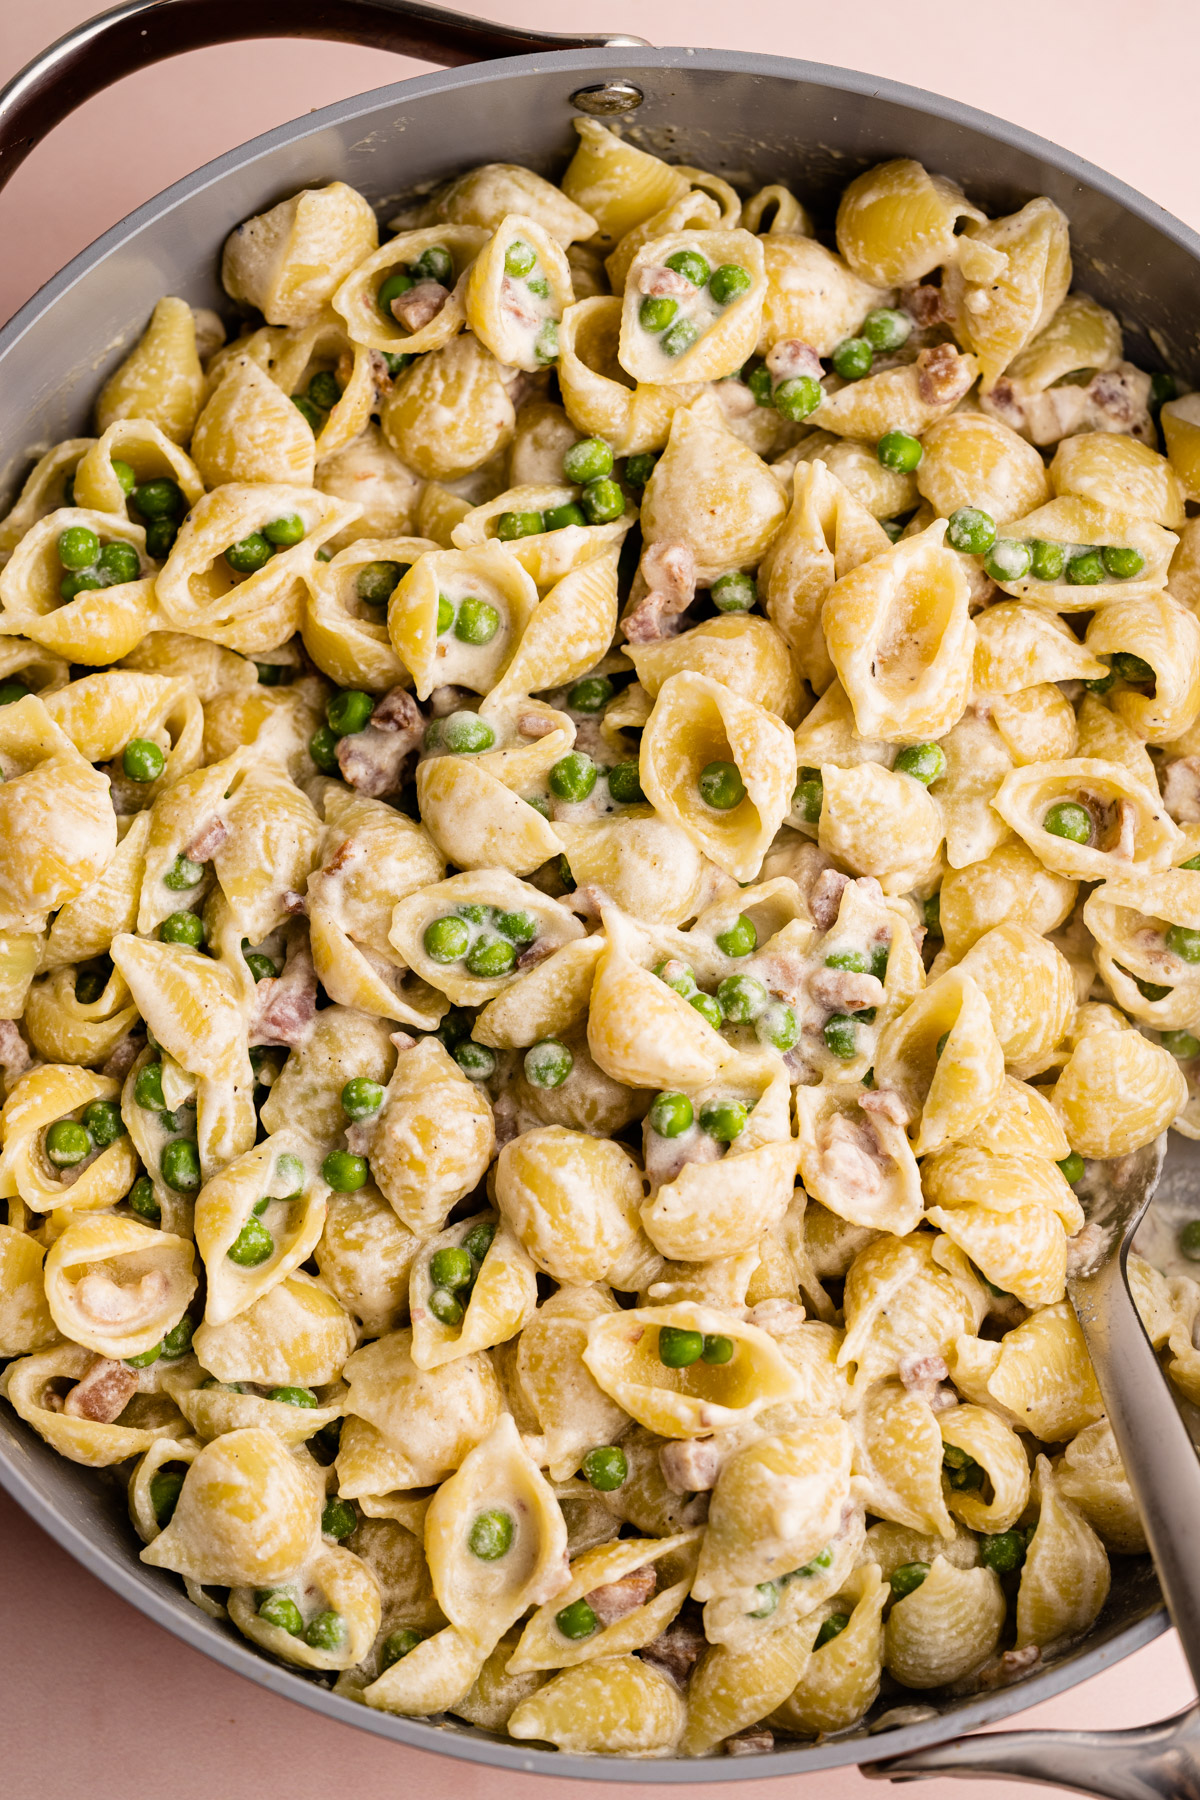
[866,1136,1200,1797]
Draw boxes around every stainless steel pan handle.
[863,1703,1200,1799]
[0,0,646,190]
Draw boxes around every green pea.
[717,974,767,1023]
[309,724,340,773]
[832,336,873,380]
[436,594,455,635]
[1043,800,1092,844]
[81,1100,124,1147]
[1030,538,1066,581]
[271,1386,318,1408]
[273,1153,305,1199]
[59,571,104,601]
[666,248,711,287]
[658,1325,704,1367]
[258,1591,305,1635]
[814,1611,851,1649]
[715,914,757,958]
[699,1098,747,1141]
[1161,1031,1200,1059]
[45,1119,92,1167]
[244,952,277,983]
[466,936,516,979]
[639,295,678,334]
[979,1531,1029,1576]
[877,430,922,473]
[942,1442,984,1490]
[124,1343,161,1368]
[543,502,588,532]
[424,917,470,969]
[463,1219,496,1263]
[1066,547,1106,586]
[161,1138,201,1192]
[149,1468,185,1525]
[293,395,324,432]
[701,1333,734,1364]
[1182,855,1200,872]
[946,506,996,556]
[1111,652,1155,685]
[624,452,658,488]
[430,1245,474,1292]
[655,959,697,998]
[894,742,946,786]
[225,533,273,574]
[650,1091,694,1138]
[497,510,545,542]
[862,307,911,352]
[825,949,870,975]
[381,351,413,378]
[748,1580,780,1618]
[159,911,203,948]
[889,1561,929,1599]
[98,540,141,586]
[824,1015,859,1060]
[226,1217,272,1266]
[688,991,725,1031]
[698,760,745,810]
[524,1039,573,1089]
[563,437,614,484]
[936,1031,950,1059]
[322,1150,367,1192]
[662,319,699,359]
[792,1545,834,1578]
[109,459,137,495]
[984,538,1033,583]
[441,712,496,755]
[0,678,29,707]
[356,561,404,606]
[775,375,823,422]
[160,1313,195,1359]
[582,1445,628,1490]
[128,1175,161,1223]
[468,1508,515,1560]
[380,1628,424,1670]
[254,662,287,686]
[529,277,554,302]
[534,320,559,365]
[131,477,184,521]
[147,517,180,559]
[492,910,537,947]
[134,1061,166,1111]
[793,770,823,823]
[549,750,598,803]
[410,243,454,285]
[568,675,614,713]
[555,1598,599,1640]
[58,525,100,569]
[164,854,204,891]
[327,688,375,737]
[317,1498,356,1543]
[756,1001,799,1052]
[342,1077,384,1120]
[1103,545,1145,579]
[924,891,942,937]
[709,263,751,305]
[581,477,624,524]
[429,1287,465,1326]
[1179,1220,1200,1261]
[74,960,111,1006]
[454,597,502,643]
[504,239,536,278]
[378,270,416,318]
[305,1610,347,1651]
[711,571,757,613]
[745,362,774,406]
[1168,924,1200,964]
[606,760,644,804]
[301,370,339,413]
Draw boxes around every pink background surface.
[1,1,1198,1794]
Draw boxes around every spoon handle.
[1070,1247,1200,1686]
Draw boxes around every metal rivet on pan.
[569,81,644,117]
